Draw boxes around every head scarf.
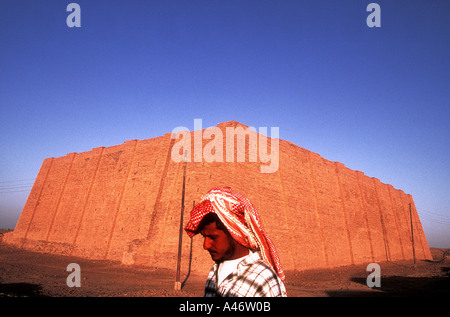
[185,187,285,281]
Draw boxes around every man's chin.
[209,252,223,262]
[209,253,219,261]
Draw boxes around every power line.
[419,214,450,225]
[0,179,35,184]
[419,208,450,218]
[0,184,33,190]
[0,189,32,194]
[418,208,450,219]
[417,208,450,225]
[0,181,34,194]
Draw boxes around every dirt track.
[0,242,448,297]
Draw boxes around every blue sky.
[1,1,449,247]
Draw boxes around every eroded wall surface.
[4,121,432,275]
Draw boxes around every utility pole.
[409,203,416,266]
[174,151,187,291]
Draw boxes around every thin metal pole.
[175,151,187,290]
[180,200,195,289]
[409,203,416,266]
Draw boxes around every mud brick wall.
[4,121,432,276]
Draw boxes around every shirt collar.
[213,250,260,271]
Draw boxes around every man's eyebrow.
[201,232,218,238]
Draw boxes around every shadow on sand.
[327,266,450,297]
[0,283,48,297]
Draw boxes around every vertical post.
[180,200,196,289]
[175,151,187,291]
[409,203,416,266]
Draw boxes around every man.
[185,187,287,297]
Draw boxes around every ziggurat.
[4,121,432,276]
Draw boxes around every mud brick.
[3,121,432,275]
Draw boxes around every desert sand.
[0,238,448,297]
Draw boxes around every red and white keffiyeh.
[185,187,285,281]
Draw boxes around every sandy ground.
[0,240,448,297]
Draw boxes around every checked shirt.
[203,251,287,297]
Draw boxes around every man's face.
[201,221,235,263]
